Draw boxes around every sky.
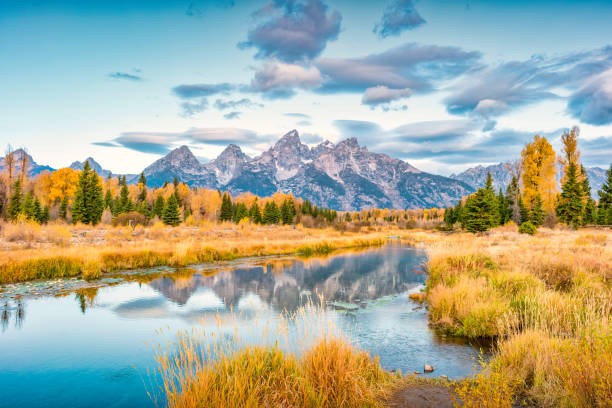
[1,0,612,175]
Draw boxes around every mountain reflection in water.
[0,244,490,408]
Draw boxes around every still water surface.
[0,244,487,408]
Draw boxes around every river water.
[0,243,488,408]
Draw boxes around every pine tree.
[88,170,104,225]
[22,191,35,220]
[529,194,545,227]
[72,162,104,225]
[498,188,508,225]
[233,202,248,223]
[117,178,133,214]
[263,201,281,224]
[32,197,42,222]
[596,164,612,225]
[7,177,24,220]
[556,161,584,228]
[41,205,50,224]
[153,195,165,219]
[518,196,529,224]
[219,193,233,222]
[104,189,113,211]
[301,199,313,215]
[249,201,262,224]
[173,176,179,188]
[581,166,596,225]
[137,173,147,203]
[162,193,180,226]
[59,196,69,220]
[462,189,499,233]
[280,198,296,225]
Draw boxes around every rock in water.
[424,364,434,373]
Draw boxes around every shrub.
[112,211,148,227]
[518,221,537,235]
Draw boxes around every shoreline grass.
[0,222,392,284]
[406,227,612,407]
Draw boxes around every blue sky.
[1,0,611,175]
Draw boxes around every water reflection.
[1,299,25,332]
[111,244,427,319]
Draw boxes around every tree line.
[444,127,612,233]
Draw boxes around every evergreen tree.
[518,196,529,224]
[7,177,24,220]
[219,193,233,222]
[162,193,180,226]
[88,170,104,225]
[59,196,69,220]
[152,195,165,219]
[280,198,296,225]
[32,197,42,222]
[581,165,596,225]
[345,212,352,222]
[444,206,456,229]
[117,179,133,214]
[22,191,35,220]
[72,162,104,225]
[104,189,113,211]
[233,202,248,223]
[173,176,179,188]
[263,201,281,224]
[529,194,545,227]
[556,161,584,228]
[137,172,147,204]
[249,201,262,224]
[498,188,509,225]
[41,205,50,224]
[596,164,612,225]
[462,190,499,233]
[301,199,313,215]
[462,174,499,233]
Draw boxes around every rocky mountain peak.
[69,157,112,177]
[208,144,250,185]
[165,145,201,167]
[336,137,360,150]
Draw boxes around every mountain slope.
[0,149,55,177]
[139,130,474,210]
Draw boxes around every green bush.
[518,221,537,235]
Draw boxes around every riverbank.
[0,221,396,284]
[406,226,612,407]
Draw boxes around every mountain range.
[137,130,475,210]
[2,130,608,210]
[452,162,608,199]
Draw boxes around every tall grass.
[409,227,612,407]
[152,306,398,408]
[0,223,392,284]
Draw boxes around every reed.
[152,306,399,408]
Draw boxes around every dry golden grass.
[404,227,612,407]
[153,306,399,408]
[0,221,400,284]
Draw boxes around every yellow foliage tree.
[521,135,558,213]
[47,167,79,205]
[558,127,584,185]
